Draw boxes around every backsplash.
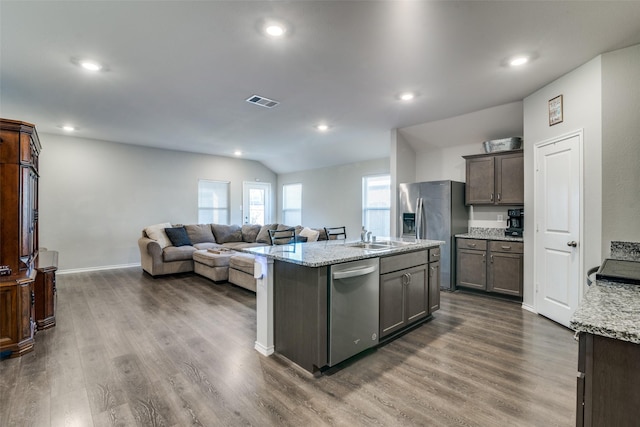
[467,227,510,239]
[611,241,640,261]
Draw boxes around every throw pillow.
[185,224,216,244]
[144,222,172,248]
[299,227,320,242]
[256,224,278,244]
[242,224,261,243]
[164,226,192,247]
[211,224,242,243]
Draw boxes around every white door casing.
[534,130,583,328]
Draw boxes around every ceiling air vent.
[246,94,280,109]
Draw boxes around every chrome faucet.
[366,231,372,242]
[361,227,367,242]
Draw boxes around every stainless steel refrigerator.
[398,180,468,291]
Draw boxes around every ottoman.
[228,254,257,292]
[193,249,235,282]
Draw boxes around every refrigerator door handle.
[415,198,423,239]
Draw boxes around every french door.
[242,182,271,225]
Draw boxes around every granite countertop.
[570,241,640,344]
[570,279,640,344]
[455,227,524,242]
[241,238,444,268]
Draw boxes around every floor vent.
[246,94,280,108]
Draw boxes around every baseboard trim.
[521,303,537,314]
[254,341,274,356]
[58,263,141,275]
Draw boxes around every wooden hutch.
[0,118,41,358]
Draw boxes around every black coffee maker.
[505,209,524,237]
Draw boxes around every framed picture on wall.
[549,95,563,126]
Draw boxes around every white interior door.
[242,182,271,225]
[534,131,582,327]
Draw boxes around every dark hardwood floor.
[0,268,577,426]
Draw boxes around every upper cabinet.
[463,150,523,206]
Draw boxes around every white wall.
[601,44,640,255]
[276,158,390,238]
[390,130,416,236]
[39,134,276,271]
[523,56,603,309]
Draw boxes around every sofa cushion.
[256,224,278,244]
[299,227,320,242]
[242,224,261,243]
[145,222,172,248]
[316,228,328,241]
[165,226,192,247]
[193,242,222,250]
[163,245,196,262]
[185,224,216,244]
[211,224,242,243]
[223,241,266,249]
[229,254,255,275]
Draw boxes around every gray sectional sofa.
[138,222,327,291]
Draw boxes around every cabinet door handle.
[490,254,494,263]
[501,245,511,250]
[482,253,486,263]
[468,243,476,247]
[497,193,501,202]
[490,193,494,202]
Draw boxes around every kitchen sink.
[349,241,415,250]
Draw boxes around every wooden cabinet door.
[457,248,486,290]
[465,156,495,205]
[405,265,428,324]
[35,270,56,329]
[488,252,523,296]
[380,270,406,338]
[18,281,34,342]
[429,260,441,313]
[495,152,524,205]
[0,285,18,348]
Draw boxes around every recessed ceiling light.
[234,150,243,156]
[316,124,329,132]
[62,125,75,131]
[79,60,103,71]
[265,24,286,37]
[509,56,529,67]
[399,92,416,101]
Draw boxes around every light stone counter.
[242,238,444,268]
[455,227,524,242]
[570,241,640,344]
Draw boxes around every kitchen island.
[570,241,640,426]
[243,238,443,373]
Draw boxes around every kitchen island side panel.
[274,261,328,372]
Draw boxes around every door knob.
[567,241,578,247]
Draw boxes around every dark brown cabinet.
[577,332,640,426]
[380,250,429,338]
[428,248,441,313]
[456,239,487,290]
[487,241,523,296]
[463,150,523,206]
[35,251,58,330]
[1,118,40,358]
[457,238,523,297]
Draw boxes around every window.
[198,180,230,224]
[363,174,391,237]
[282,183,302,226]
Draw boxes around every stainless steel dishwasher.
[328,258,380,367]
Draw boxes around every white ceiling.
[2,1,640,173]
